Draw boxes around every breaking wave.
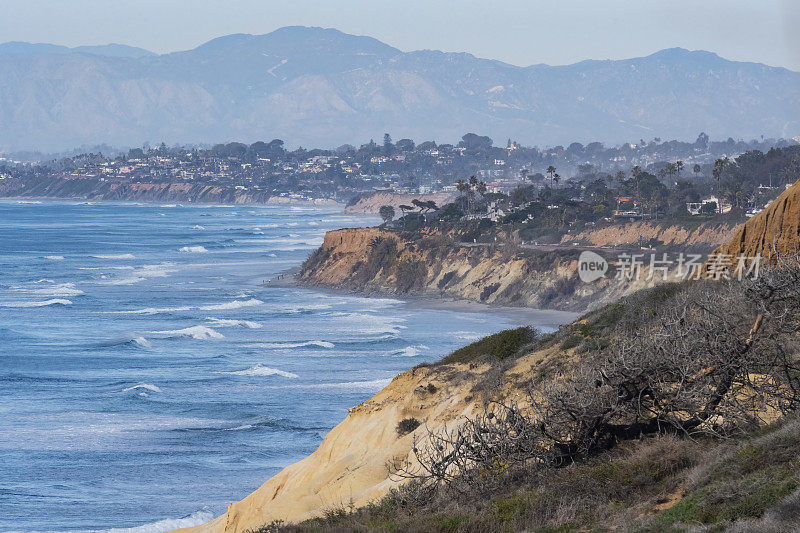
[13,281,84,297]
[392,344,429,357]
[148,325,223,340]
[249,340,334,349]
[220,364,299,378]
[179,245,208,253]
[2,299,72,308]
[122,383,162,393]
[206,318,262,329]
[99,335,152,348]
[92,253,135,259]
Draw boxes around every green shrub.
[561,334,582,350]
[439,327,538,365]
[396,417,421,437]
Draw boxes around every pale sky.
[1,0,799,70]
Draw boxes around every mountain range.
[1,26,798,152]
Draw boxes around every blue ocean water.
[0,201,572,532]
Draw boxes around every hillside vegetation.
[259,264,800,532]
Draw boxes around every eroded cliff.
[297,228,677,311]
[175,346,557,533]
[711,178,800,259]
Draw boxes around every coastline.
[266,267,580,333]
[0,194,344,208]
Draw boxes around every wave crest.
[149,325,223,340]
[179,245,208,253]
[249,340,334,349]
[220,364,299,378]
[2,298,72,308]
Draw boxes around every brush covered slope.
[179,262,800,532]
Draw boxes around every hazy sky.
[2,0,799,70]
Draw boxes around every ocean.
[0,201,573,532]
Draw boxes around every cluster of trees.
[372,145,800,244]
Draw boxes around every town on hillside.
[0,133,797,211]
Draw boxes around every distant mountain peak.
[0,28,797,151]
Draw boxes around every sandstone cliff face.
[711,179,800,260]
[561,220,738,252]
[0,176,338,205]
[299,228,676,311]
[174,350,552,533]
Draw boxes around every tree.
[378,205,395,225]
[546,165,556,187]
[713,157,730,193]
[693,163,702,178]
[456,179,469,198]
[398,204,413,217]
[411,199,427,213]
[383,133,394,155]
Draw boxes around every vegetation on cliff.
[259,258,800,532]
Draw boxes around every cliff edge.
[710,178,800,260]
[174,346,556,533]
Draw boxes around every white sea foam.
[13,282,84,297]
[191,225,206,230]
[149,325,223,340]
[198,298,263,311]
[92,253,135,259]
[179,245,208,253]
[221,364,299,378]
[44,255,64,260]
[122,383,162,393]
[112,298,263,315]
[1,299,72,308]
[392,345,429,357]
[454,331,482,342]
[285,378,392,392]
[250,340,334,349]
[206,317,262,329]
[99,262,177,285]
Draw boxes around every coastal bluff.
[709,178,800,260]
[297,227,687,311]
[173,351,553,532]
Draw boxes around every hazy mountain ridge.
[1,26,798,151]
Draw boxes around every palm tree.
[552,174,561,188]
[546,165,556,187]
[713,158,729,194]
[455,179,469,198]
[693,164,702,178]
